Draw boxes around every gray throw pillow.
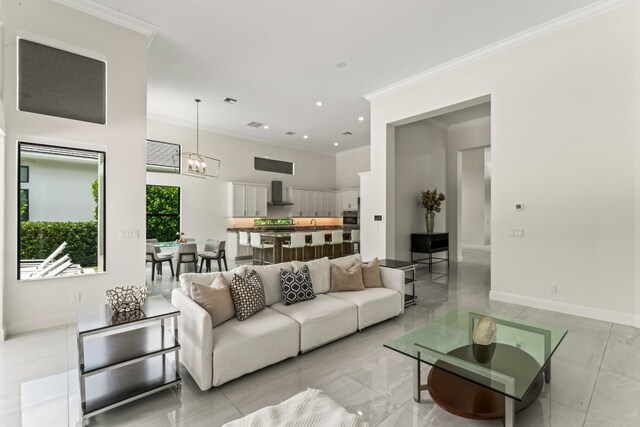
[190,275,235,328]
[330,263,365,292]
[362,258,383,288]
[229,270,266,321]
[280,266,316,305]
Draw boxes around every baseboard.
[0,328,5,342]
[461,244,491,251]
[6,311,75,337]
[490,290,639,327]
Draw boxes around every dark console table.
[410,232,449,272]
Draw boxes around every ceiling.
[91,0,600,153]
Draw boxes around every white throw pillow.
[246,262,292,306]
[291,257,331,294]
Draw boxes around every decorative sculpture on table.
[420,188,445,234]
[105,285,148,313]
[472,316,497,363]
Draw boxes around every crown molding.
[53,0,157,45]
[364,0,634,101]
[147,113,337,157]
[448,116,491,131]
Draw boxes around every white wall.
[394,120,446,260]
[22,156,97,222]
[336,145,370,188]
[364,3,639,325]
[461,147,488,247]
[147,119,338,241]
[2,0,148,335]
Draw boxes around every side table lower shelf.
[83,356,181,417]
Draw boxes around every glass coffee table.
[384,309,567,426]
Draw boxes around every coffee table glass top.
[384,309,567,400]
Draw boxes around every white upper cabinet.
[228,182,268,217]
[322,191,336,217]
[288,187,352,217]
[341,188,359,211]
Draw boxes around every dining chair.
[250,232,274,265]
[345,230,360,254]
[176,243,198,275]
[306,231,326,260]
[145,243,174,281]
[281,232,306,262]
[326,230,344,259]
[199,240,228,272]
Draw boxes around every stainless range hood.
[268,181,294,205]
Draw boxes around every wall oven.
[342,210,359,229]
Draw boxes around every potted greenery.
[420,189,445,234]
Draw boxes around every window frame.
[145,184,181,242]
[17,141,107,280]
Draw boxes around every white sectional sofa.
[171,254,405,391]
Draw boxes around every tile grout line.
[581,322,613,427]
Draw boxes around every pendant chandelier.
[173,99,221,178]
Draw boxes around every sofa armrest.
[380,266,406,314]
[171,288,214,391]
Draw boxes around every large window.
[146,185,180,242]
[18,142,105,280]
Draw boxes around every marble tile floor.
[1,249,639,426]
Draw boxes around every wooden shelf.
[82,325,179,375]
[83,356,180,416]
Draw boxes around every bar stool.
[345,230,360,254]
[306,231,326,260]
[250,232,275,265]
[281,232,306,262]
[326,230,344,259]
[239,231,250,247]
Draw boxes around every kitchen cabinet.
[228,183,268,217]
[289,188,339,217]
[341,188,359,211]
[322,191,336,217]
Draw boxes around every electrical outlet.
[510,228,524,238]
[549,284,557,294]
[71,291,81,303]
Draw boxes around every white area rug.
[223,388,370,427]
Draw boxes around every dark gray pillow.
[280,265,316,305]
[229,270,266,321]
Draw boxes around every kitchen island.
[227,228,356,263]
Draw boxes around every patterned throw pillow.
[280,265,316,306]
[229,270,266,321]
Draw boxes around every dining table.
[256,229,355,264]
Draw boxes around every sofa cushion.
[179,266,246,297]
[362,257,383,288]
[327,287,402,330]
[189,275,235,328]
[270,294,358,352]
[281,266,316,305]
[291,257,330,294]
[247,262,292,306]
[330,263,365,292]
[330,254,363,270]
[211,307,300,386]
[229,271,266,321]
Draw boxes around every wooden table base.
[426,344,544,420]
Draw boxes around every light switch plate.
[119,230,139,240]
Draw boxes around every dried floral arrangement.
[420,189,446,212]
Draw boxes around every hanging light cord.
[195,98,201,154]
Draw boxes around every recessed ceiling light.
[316,101,323,107]
[358,116,364,121]
[223,97,237,104]
[333,142,339,146]
[303,135,309,139]
[263,125,269,129]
